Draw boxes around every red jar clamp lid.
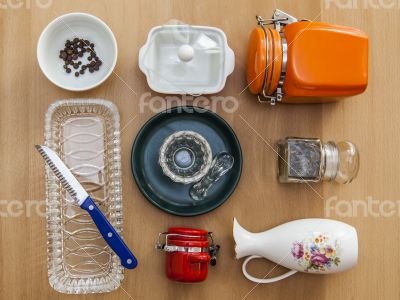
[156,227,220,265]
[168,227,209,240]
[167,227,210,248]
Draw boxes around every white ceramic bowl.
[37,13,117,91]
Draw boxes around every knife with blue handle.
[35,145,138,269]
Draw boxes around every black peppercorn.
[59,37,102,77]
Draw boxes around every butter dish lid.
[139,22,235,95]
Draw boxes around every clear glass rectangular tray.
[44,99,124,294]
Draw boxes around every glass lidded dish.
[44,99,124,293]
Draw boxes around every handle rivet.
[107,232,113,238]
[127,259,132,264]
[88,205,94,211]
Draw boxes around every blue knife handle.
[80,196,138,269]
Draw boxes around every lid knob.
[178,44,194,62]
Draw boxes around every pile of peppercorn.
[59,38,103,77]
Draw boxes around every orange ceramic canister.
[246,10,368,104]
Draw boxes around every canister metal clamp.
[155,232,220,266]
[257,9,298,31]
[256,9,297,105]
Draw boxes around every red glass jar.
[156,227,219,283]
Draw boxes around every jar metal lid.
[322,142,339,181]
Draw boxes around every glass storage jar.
[277,137,359,184]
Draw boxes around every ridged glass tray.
[44,99,124,293]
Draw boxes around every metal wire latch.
[255,9,298,105]
[155,232,220,266]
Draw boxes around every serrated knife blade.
[35,145,88,205]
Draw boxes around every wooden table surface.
[0,0,398,299]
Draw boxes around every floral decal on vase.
[291,233,341,272]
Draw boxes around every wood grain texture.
[0,0,396,299]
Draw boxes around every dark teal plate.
[131,106,242,216]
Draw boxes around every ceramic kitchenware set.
[36,9,368,293]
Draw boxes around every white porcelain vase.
[233,218,358,283]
